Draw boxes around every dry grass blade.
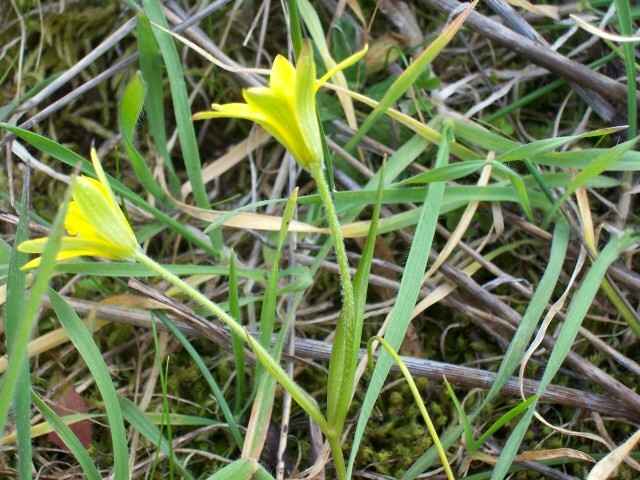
[587,429,640,479]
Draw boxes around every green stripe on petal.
[20,237,132,270]
[71,177,138,254]
[17,238,49,254]
[295,42,323,169]
[54,237,136,259]
[90,149,119,211]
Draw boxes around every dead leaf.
[47,384,92,451]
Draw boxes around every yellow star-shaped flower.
[193,41,367,171]
[19,149,140,269]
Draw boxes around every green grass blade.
[256,189,298,370]
[399,160,489,185]
[120,71,172,206]
[5,181,32,478]
[613,0,637,139]
[31,391,101,480]
[496,128,623,163]
[404,220,569,478]
[490,231,638,480]
[285,0,303,58]
[48,288,129,479]
[118,395,195,480]
[228,250,246,414]
[203,458,257,480]
[154,310,243,448]
[346,126,451,477]
[353,160,385,345]
[244,189,298,459]
[0,176,71,444]
[399,159,533,220]
[343,1,478,153]
[473,395,538,450]
[149,320,175,479]
[542,137,638,228]
[443,377,475,452]
[481,219,569,406]
[370,337,455,479]
[451,118,519,152]
[139,5,222,253]
[136,13,180,196]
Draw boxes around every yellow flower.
[193,41,367,171]
[19,149,140,269]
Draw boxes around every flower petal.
[242,88,314,167]
[19,236,134,270]
[193,103,266,122]
[270,55,296,94]
[90,149,118,211]
[71,176,138,255]
[17,237,48,254]
[315,44,368,90]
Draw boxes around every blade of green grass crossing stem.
[5,181,32,478]
[137,14,180,197]
[150,317,175,480]
[0,124,218,257]
[244,189,298,460]
[31,391,101,480]
[491,231,638,480]
[48,288,129,479]
[154,310,243,448]
[120,71,172,207]
[53,261,269,280]
[402,219,569,479]
[542,137,638,228]
[0,177,71,448]
[118,395,195,480]
[138,6,222,254]
[613,0,637,140]
[342,1,478,154]
[229,250,246,415]
[326,161,385,439]
[346,126,452,477]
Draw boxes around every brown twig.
[39,294,639,420]
[418,0,636,110]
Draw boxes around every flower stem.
[310,161,357,462]
[132,250,329,433]
[310,163,355,336]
